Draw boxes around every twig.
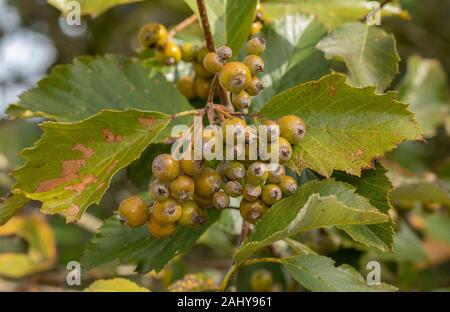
[196,0,232,109]
[360,0,393,22]
[168,14,198,38]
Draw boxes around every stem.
[360,0,393,22]
[237,221,250,247]
[196,0,232,109]
[168,14,198,38]
[171,109,204,119]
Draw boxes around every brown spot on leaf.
[328,84,336,96]
[102,128,123,143]
[65,204,80,223]
[355,149,364,157]
[64,174,97,194]
[138,116,156,128]
[72,144,94,159]
[107,160,119,174]
[37,159,86,192]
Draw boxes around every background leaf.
[84,278,150,292]
[334,162,394,251]
[235,179,389,263]
[184,0,258,54]
[81,210,220,273]
[252,14,330,112]
[48,0,143,17]
[281,254,397,292]
[0,194,30,226]
[398,55,449,137]
[317,22,400,92]
[259,73,422,177]
[12,110,170,222]
[263,0,409,30]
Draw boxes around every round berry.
[231,91,251,110]
[194,77,212,100]
[224,180,243,198]
[250,21,263,35]
[152,199,182,224]
[219,62,251,93]
[278,115,306,144]
[179,200,207,228]
[193,62,214,79]
[212,191,230,209]
[246,76,264,96]
[256,2,264,21]
[180,158,204,177]
[216,46,232,60]
[195,46,209,63]
[152,154,180,181]
[148,216,176,238]
[243,55,264,75]
[222,117,247,144]
[243,183,262,201]
[155,41,181,65]
[279,175,298,195]
[246,36,266,55]
[267,163,285,184]
[261,184,283,206]
[193,192,214,209]
[139,23,168,48]
[260,119,279,142]
[118,196,149,228]
[203,52,224,74]
[277,137,293,164]
[247,162,269,185]
[177,76,196,100]
[251,269,273,292]
[239,199,268,224]
[181,42,195,62]
[149,180,170,202]
[194,167,222,198]
[170,175,195,201]
[224,161,246,180]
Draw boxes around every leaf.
[12,110,170,223]
[81,210,220,273]
[184,0,258,54]
[284,238,318,256]
[0,214,56,278]
[281,254,397,292]
[391,181,450,207]
[317,22,400,92]
[48,0,143,17]
[235,179,389,263]
[84,278,150,292]
[0,194,30,226]
[398,55,449,137]
[259,73,422,177]
[425,214,450,243]
[7,55,193,127]
[252,14,330,112]
[263,0,410,30]
[334,162,394,251]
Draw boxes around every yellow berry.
[118,196,149,228]
[139,23,168,48]
[219,62,251,93]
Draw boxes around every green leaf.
[7,55,193,125]
[0,194,30,226]
[284,238,318,256]
[263,0,410,30]
[425,214,450,243]
[334,162,394,251]
[391,181,450,207]
[48,0,143,17]
[235,179,389,263]
[81,210,221,273]
[12,110,170,223]
[259,73,422,177]
[84,278,150,292]
[398,55,449,137]
[184,0,258,54]
[252,14,330,112]
[317,22,400,92]
[281,254,397,292]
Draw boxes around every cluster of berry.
[250,2,265,36]
[139,23,181,66]
[118,113,305,238]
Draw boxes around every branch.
[168,14,198,38]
